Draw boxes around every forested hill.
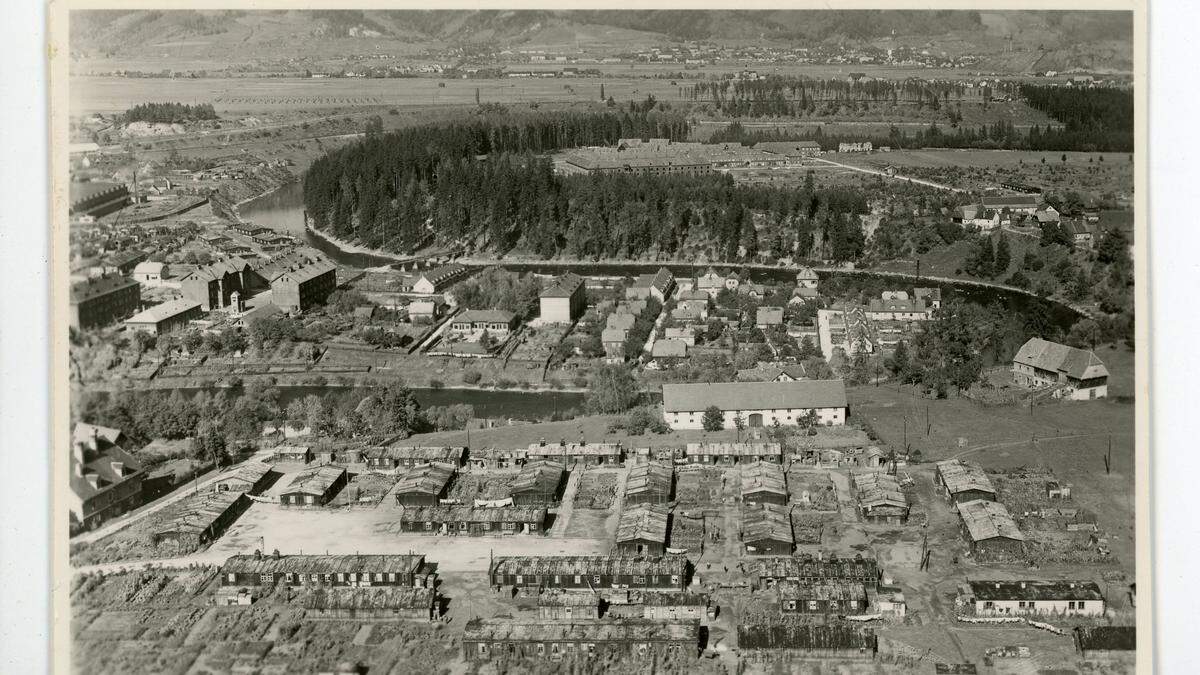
[301,111,878,262]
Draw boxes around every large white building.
[661,380,848,430]
[967,580,1105,617]
[1012,338,1109,400]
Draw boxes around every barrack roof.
[616,506,669,544]
[394,462,456,496]
[398,505,546,523]
[299,586,434,610]
[686,442,782,458]
[958,500,1025,542]
[737,624,875,651]
[70,274,139,304]
[526,442,621,457]
[221,462,273,486]
[969,580,1102,601]
[935,459,996,496]
[625,462,673,499]
[283,465,346,496]
[851,471,908,509]
[664,380,847,413]
[778,580,869,603]
[510,461,565,495]
[221,553,426,576]
[748,555,880,581]
[741,461,788,498]
[152,491,245,537]
[465,619,699,643]
[742,505,793,545]
[490,555,687,578]
[1075,626,1136,652]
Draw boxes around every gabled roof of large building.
[631,267,674,292]
[456,309,516,324]
[540,273,584,298]
[282,465,346,496]
[221,553,425,576]
[125,298,201,325]
[737,624,874,651]
[663,380,847,413]
[394,462,456,496]
[969,580,1102,602]
[181,257,251,283]
[70,437,143,502]
[625,462,673,499]
[254,249,333,285]
[489,555,686,578]
[70,274,139,304]
[1013,338,1108,380]
[958,499,1025,542]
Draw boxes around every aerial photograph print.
[53,5,1146,674]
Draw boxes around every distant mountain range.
[69,9,1132,72]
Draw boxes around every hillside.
[69,9,1132,73]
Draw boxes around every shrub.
[428,378,444,389]
[495,378,515,389]
[462,370,482,385]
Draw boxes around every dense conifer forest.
[121,102,218,124]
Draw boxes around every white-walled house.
[1012,338,1108,400]
[967,580,1105,617]
[661,380,848,430]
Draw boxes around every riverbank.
[304,223,411,262]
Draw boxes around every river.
[239,181,1095,330]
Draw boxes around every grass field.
[839,148,1125,170]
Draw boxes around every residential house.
[407,299,445,323]
[179,257,252,311]
[662,380,848,430]
[255,249,337,312]
[626,267,675,302]
[68,423,144,529]
[663,326,696,346]
[1064,221,1095,250]
[132,261,169,285]
[407,264,470,294]
[1012,338,1108,400]
[865,296,931,321]
[696,268,727,297]
[795,267,819,290]
[602,327,628,362]
[452,309,519,336]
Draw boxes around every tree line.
[122,102,218,124]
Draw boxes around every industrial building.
[70,274,142,331]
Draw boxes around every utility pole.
[925,403,930,436]
[915,258,921,280]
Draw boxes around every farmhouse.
[124,298,203,336]
[489,556,688,591]
[69,423,144,530]
[967,580,1105,617]
[981,194,1041,214]
[464,619,698,661]
[150,491,250,550]
[219,553,435,588]
[539,273,587,323]
[366,445,466,470]
[684,442,783,465]
[1065,221,1095,249]
[850,471,910,525]
[958,499,1026,558]
[778,581,869,615]
[509,461,566,505]
[537,591,601,620]
[214,462,275,494]
[279,465,348,508]
[742,504,794,556]
[738,624,877,662]
[935,459,997,504]
[741,461,788,506]
[394,462,457,506]
[1012,337,1109,400]
[397,505,547,535]
[526,440,623,466]
[624,462,673,505]
[662,380,848,430]
[451,309,519,336]
[615,506,670,556]
[301,587,438,621]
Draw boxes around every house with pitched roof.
[626,267,675,302]
[615,506,670,556]
[70,274,142,330]
[1012,338,1109,400]
[69,423,144,529]
[662,380,847,430]
[180,257,253,311]
[957,500,1026,558]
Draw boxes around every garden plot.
[329,472,397,508]
[675,467,731,506]
[573,470,619,509]
[71,568,219,609]
[792,513,838,546]
[447,471,520,502]
[785,470,840,511]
